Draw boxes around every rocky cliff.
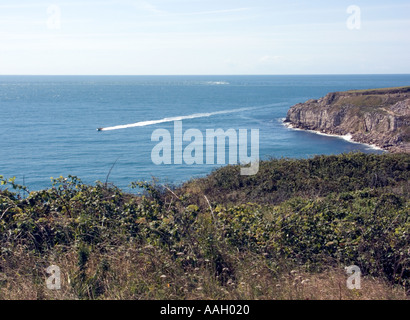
[285,87,410,153]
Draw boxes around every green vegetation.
[346,86,410,94]
[186,153,409,205]
[0,153,409,300]
[333,88,409,111]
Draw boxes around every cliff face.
[285,87,410,153]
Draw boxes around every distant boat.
[97,128,103,131]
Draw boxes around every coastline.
[283,87,410,154]
[281,118,386,152]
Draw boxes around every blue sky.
[0,0,409,75]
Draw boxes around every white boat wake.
[98,106,260,131]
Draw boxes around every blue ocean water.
[1,75,409,192]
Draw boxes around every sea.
[1,74,409,192]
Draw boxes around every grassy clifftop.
[346,86,410,95]
[1,152,409,300]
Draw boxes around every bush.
[1,153,409,299]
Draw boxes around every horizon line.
[1,73,410,77]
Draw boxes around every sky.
[0,0,409,75]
